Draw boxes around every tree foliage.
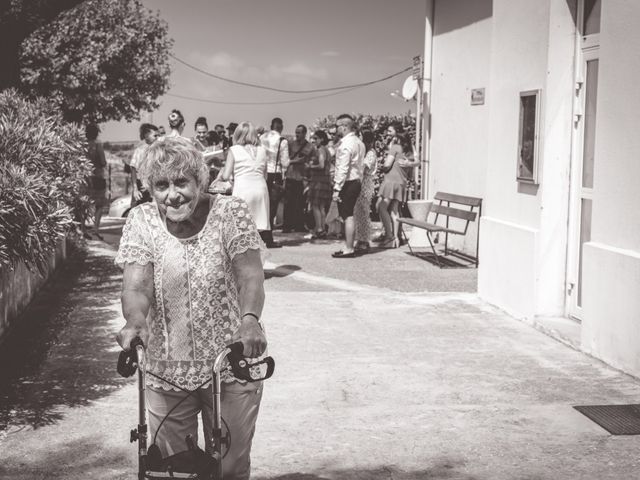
[0,89,92,272]
[19,0,173,124]
[0,0,84,89]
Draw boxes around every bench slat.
[430,204,477,222]
[434,192,482,207]
[398,218,465,235]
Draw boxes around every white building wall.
[478,0,575,319]
[478,0,551,318]
[425,0,640,377]
[428,0,492,255]
[581,1,640,376]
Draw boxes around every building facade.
[423,0,640,376]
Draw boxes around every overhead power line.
[170,53,412,94]
[166,86,363,106]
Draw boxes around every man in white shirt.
[260,117,290,248]
[331,114,365,258]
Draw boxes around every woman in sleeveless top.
[376,127,419,248]
[308,130,333,238]
[218,122,270,239]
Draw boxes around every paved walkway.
[1,220,640,479]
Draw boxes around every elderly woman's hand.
[116,323,149,351]
[232,315,267,358]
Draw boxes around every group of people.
[124,109,418,258]
[111,109,419,479]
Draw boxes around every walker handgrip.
[226,342,275,382]
[117,337,145,378]
[228,341,245,357]
[130,337,145,350]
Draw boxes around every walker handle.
[227,342,275,382]
[117,337,145,378]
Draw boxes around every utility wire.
[165,86,363,106]
[170,53,412,94]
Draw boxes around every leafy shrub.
[0,89,92,272]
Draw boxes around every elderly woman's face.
[151,173,201,222]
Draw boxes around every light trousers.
[147,381,263,480]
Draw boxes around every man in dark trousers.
[284,124,316,232]
[260,117,290,247]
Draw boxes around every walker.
[118,338,275,479]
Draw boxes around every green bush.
[0,89,92,272]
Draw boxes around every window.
[517,90,541,184]
[583,0,601,36]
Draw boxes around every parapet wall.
[0,239,67,342]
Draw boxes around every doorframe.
[566,1,600,320]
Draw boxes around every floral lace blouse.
[115,195,263,391]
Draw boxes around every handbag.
[271,138,285,193]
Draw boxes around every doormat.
[574,404,640,435]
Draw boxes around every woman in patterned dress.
[308,129,333,238]
[115,137,267,480]
[353,129,378,252]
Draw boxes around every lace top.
[115,195,263,390]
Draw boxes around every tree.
[0,0,85,90]
[19,0,172,124]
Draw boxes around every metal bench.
[398,192,482,268]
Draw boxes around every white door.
[567,0,601,319]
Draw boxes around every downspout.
[422,0,435,200]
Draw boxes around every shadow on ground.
[0,244,127,431]
[404,251,476,269]
[0,448,483,480]
[274,237,311,247]
[264,264,301,280]
[0,435,131,480]
[253,460,481,480]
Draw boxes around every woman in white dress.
[217,121,271,242]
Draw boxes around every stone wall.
[0,239,67,341]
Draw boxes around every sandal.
[332,250,357,258]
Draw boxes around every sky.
[102,0,426,141]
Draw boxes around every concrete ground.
[1,218,640,479]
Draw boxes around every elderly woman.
[115,137,267,480]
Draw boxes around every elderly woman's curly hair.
[139,137,209,192]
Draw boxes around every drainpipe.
[421,0,435,200]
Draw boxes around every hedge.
[0,89,92,273]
